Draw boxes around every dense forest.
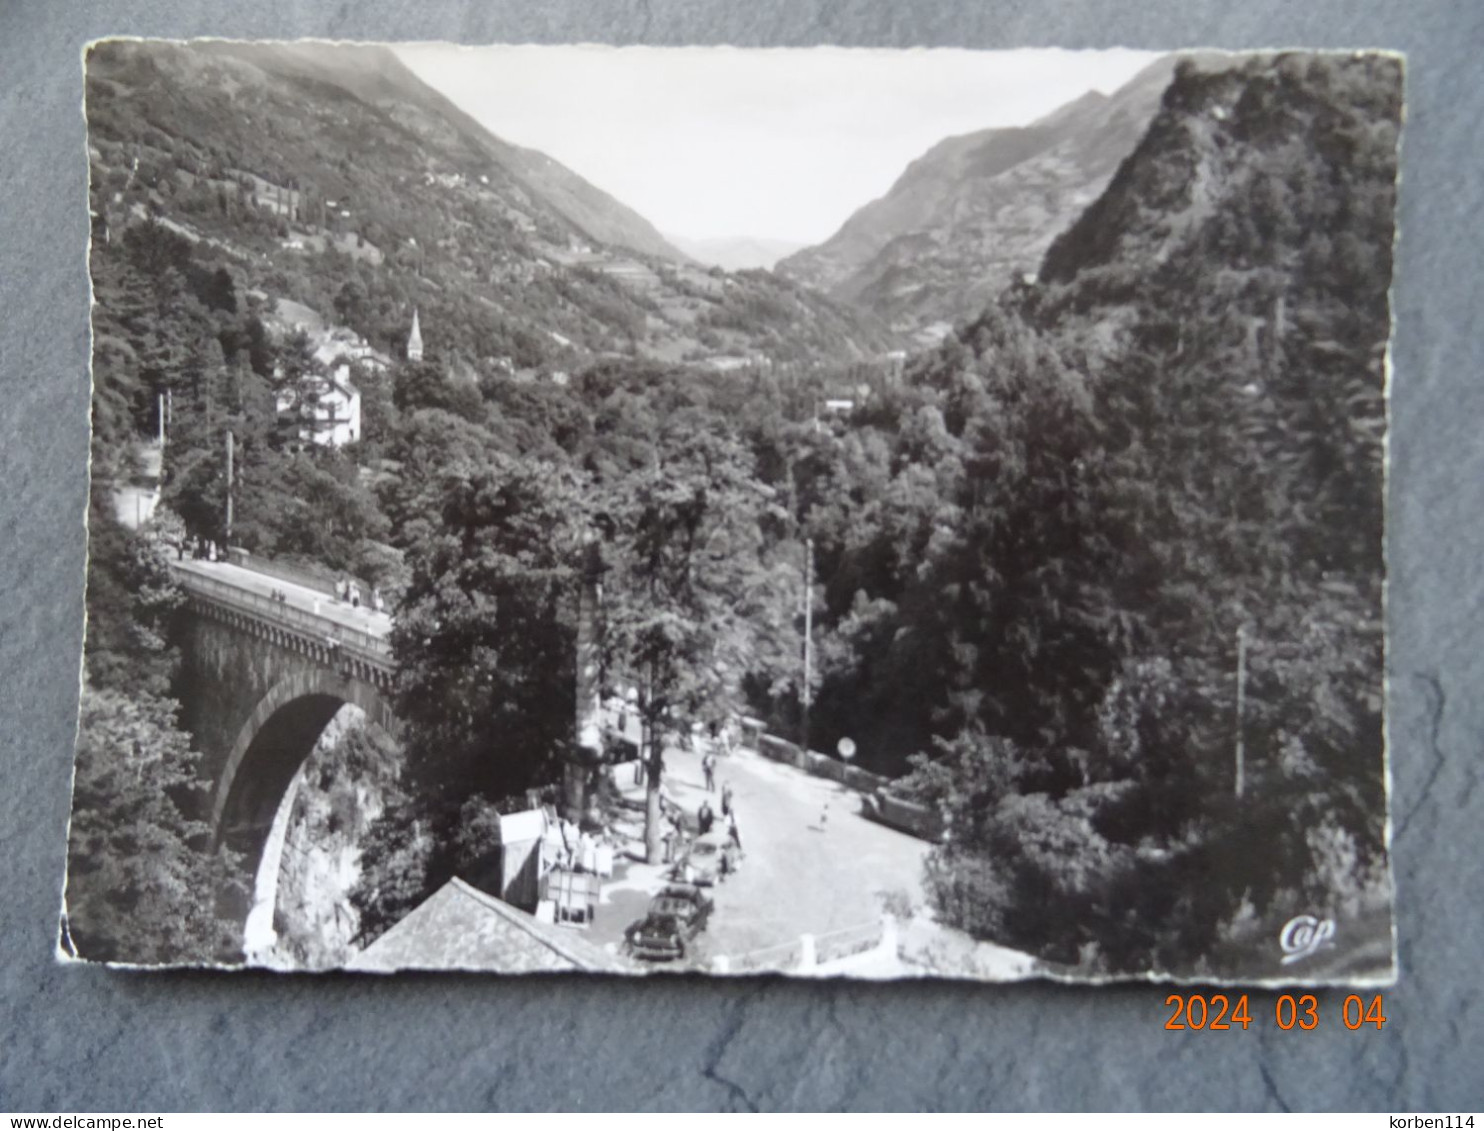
[70,49,1399,976]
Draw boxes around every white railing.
[726,937,806,973]
[813,919,885,964]
[719,918,887,973]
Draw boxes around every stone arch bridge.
[169,558,601,929]
[171,561,399,893]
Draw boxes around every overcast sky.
[395,45,1159,246]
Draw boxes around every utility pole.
[224,430,234,549]
[802,536,813,756]
[1234,624,1247,801]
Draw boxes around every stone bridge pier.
[173,582,399,923]
[170,560,605,942]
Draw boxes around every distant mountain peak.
[776,55,1182,336]
[665,234,807,271]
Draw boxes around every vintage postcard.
[64,40,1401,982]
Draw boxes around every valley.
[71,43,1398,983]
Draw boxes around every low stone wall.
[748,721,889,796]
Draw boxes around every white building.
[313,327,388,372]
[277,363,362,447]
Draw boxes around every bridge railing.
[173,566,393,669]
[224,551,373,602]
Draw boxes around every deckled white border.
[58,39,1406,988]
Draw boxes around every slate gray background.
[2,0,1480,1112]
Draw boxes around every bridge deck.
[171,558,393,664]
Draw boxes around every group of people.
[703,720,738,760]
[266,580,385,614]
[549,818,616,878]
[699,752,744,856]
[333,578,384,614]
[695,793,743,854]
[654,748,745,871]
[176,536,220,562]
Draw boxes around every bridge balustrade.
[172,565,393,673]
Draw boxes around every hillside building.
[313,327,387,371]
[276,362,361,448]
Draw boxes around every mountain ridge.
[198,41,689,263]
[777,55,1187,339]
[85,40,892,377]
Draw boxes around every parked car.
[624,884,715,962]
[860,788,949,842]
[672,830,738,886]
[651,883,713,930]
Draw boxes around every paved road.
[172,557,394,640]
[593,741,931,965]
[184,557,935,970]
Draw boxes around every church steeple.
[407,308,423,362]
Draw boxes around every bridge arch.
[211,668,398,871]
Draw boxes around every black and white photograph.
[64,39,1401,982]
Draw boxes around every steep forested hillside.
[85,41,891,377]
[777,56,1183,339]
[74,43,1399,977]
[191,42,688,262]
[775,52,1399,975]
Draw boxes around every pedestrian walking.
[702,752,716,792]
[720,782,734,817]
[726,807,743,855]
[697,800,715,836]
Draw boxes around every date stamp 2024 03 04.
[1164,992,1388,1032]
